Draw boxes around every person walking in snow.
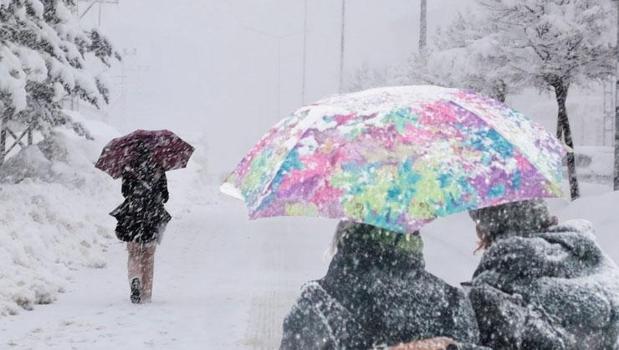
[279,221,488,350]
[111,142,171,304]
[468,200,619,350]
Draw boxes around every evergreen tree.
[0,0,118,141]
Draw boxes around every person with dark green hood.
[279,221,487,350]
[469,199,619,350]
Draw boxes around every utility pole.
[301,0,308,105]
[338,0,347,94]
[419,0,427,53]
[614,0,619,190]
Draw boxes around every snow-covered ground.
[0,153,336,349]
[0,122,119,317]
[2,156,619,349]
[2,122,619,349]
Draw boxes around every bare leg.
[127,242,144,303]
[140,243,156,302]
[127,242,142,282]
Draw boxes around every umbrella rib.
[449,99,563,196]
[249,107,336,213]
[249,106,390,214]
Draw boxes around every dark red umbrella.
[95,129,194,179]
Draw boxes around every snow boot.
[130,277,141,304]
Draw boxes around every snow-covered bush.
[574,146,614,182]
[0,119,119,316]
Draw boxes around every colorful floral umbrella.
[221,86,565,233]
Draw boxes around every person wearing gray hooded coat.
[468,200,619,350]
[280,221,489,350]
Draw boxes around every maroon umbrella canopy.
[95,129,194,179]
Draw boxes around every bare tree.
[479,0,615,200]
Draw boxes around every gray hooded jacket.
[280,222,487,350]
[470,220,619,350]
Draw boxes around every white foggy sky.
[89,0,476,174]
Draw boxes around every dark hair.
[331,221,422,256]
[470,200,556,248]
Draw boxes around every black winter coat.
[111,165,171,243]
[280,223,486,350]
[469,220,619,350]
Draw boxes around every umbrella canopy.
[222,86,566,233]
[95,129,194,179]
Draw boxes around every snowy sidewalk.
[0,182,487,349]
[1,167,617,349]
[0,186,337,349]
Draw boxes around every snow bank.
[575,146,613,182]
[0,120,120,316]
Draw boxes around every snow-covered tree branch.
[0,0,119,135]
[478,0,615,200]
[408,10,515,102]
